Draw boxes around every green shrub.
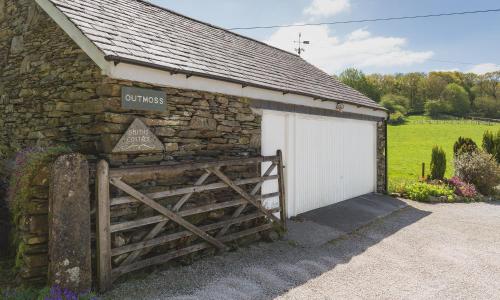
[430,146,446,180]
[402,182,454,202]
[483,130,496,154]
[483,130,500,164]
[453,137,478,156]
[424,99,450,117]
[454,151,500,196]
[483,129,500,164]
[388,111,406,125]
[496,130,500,164]
[380,94,410,114]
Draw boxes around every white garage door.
[261,110,378,217]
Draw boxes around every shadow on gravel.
[106,205,431,300]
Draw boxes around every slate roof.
[48,0,384,110]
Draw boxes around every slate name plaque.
[112,119,164,153]
[121,87,167,112]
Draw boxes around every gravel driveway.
[106,201,500,300]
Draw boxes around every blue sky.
[151,0,500,75]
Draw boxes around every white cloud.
[265,26,434,74]
[466,63,500,75]
[304,0,350,18]
[347,28,371,40]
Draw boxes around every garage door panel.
[262,111,377,217]
[261,112,286,212]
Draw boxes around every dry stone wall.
[0,0,261,286]
[0,0,261,163]
[377,121,387,193]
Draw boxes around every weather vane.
[294,33,310,56]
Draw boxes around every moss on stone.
[7,146,71,276]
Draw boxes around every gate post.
[96,160,112,292]
[48,153,91,292]
[277,150,287,230]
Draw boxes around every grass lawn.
[388,115,500,189]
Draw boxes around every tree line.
[336,69,500,119]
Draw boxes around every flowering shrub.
[401,182,455,202]
[455,151,500,196]
[448,176,478,198]
[1,285,98,300]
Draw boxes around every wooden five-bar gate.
[96,151,286,291]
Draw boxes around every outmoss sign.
[121,87,167,112]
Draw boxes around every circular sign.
[336,103,345,112]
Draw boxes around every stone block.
[216,96,228,105]
[55,102,72,112]
[27,215,48,234]
[23,234,48,245]
[19,266,48,280]
[31,166,50,186]
[73,100,104,114]
[99,134,122,153]
[179,91,203,99]
[179,130,200,138]
[190,116,217,130]
[96,84,121,97]
[99,112,133,124]
[155,127,176,137]
[217,125,233,133]
[10,35,24,55]
[24,253,49,268]
[164,142,179,152]
[236,113,255,122]
[49,154,91,292]
[170,96,193,105]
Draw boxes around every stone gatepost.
[48,154,91,292]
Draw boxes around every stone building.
[0,0,388,286]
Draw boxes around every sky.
[151,0,500,75]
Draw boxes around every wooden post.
[421,162,425,180]
[96,160,112,292]
[277,150,287,230]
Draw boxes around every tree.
[396,72,426,113]
[473,71,500,99]
[338,68,381,102]
[441,83,470,117]
[474,96,500,118]
[424,73,449,100]
[380,94,410,114]
[425,100,450,117]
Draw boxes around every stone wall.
[0,0,105,154]
[0,0,261,286]
[0,0,261,163]
[377,121,388,193]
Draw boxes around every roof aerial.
[48,0,383,110]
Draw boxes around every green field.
[388,116,500,188]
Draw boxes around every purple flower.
[447,176,477,198]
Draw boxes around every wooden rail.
[96,152,286,291]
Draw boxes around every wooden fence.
[410,118,498,125]
[96,151,286,291]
